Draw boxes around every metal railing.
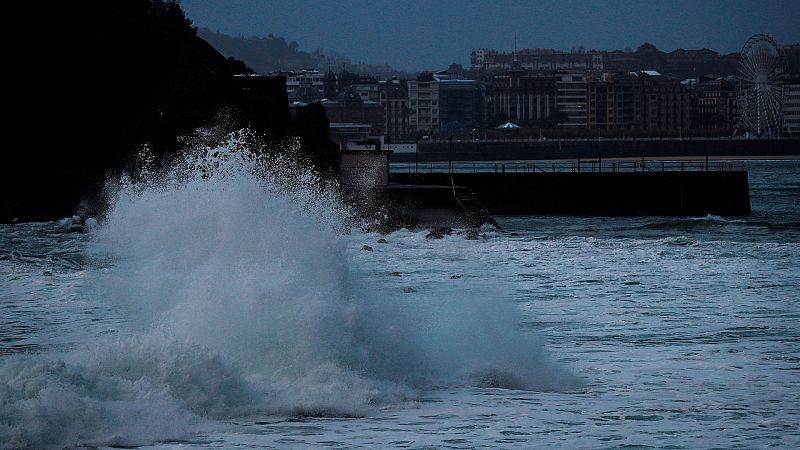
[390,159,746,174]
[413,136,800,144]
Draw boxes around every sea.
[1,135,798,449]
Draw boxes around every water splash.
[0,130,580,448]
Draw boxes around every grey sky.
[181,0,800,71]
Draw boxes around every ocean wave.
[0,130,580,448]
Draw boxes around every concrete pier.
[391,138,800,164]
[390,171,751,216]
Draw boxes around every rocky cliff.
[3,1,304,223]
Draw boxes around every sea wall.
[390,171,751,216]
[391,139,800,163]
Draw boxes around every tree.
[227,57,255,75]
[447,63,464,74]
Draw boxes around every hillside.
[199,28,321,73]
[603,43,741,78]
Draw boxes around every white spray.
[0,130,581,449]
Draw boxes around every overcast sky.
[181,0,800,71]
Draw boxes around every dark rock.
[425,227,453,240]
[4,1,333,223]
[390,271,401,277]
[360,245,373,252]
[403,287,416,293]
[509,232,520,237]
[377,238,388,244]
[465,228,479,240]
[449,275,462,279]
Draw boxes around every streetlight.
[448,134,455,173]
[415,136,420,173]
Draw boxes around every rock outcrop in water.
[3,1,334,223]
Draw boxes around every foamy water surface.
[1,149,798,448]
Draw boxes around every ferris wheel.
[736,34,786,136]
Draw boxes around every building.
[555,72,589,128]
[470,48,491,68]
[587,78,615,129]
[379,78,410,141]
[471,48,603,73]
[288,81,324,103]
[611,73,645,129]
[330,123,371,144]
[338,149,392,188]
[274,69,325,97]
[322,90,385,137]
[782,76,800,134]
[640,72,694,130]
[588,71,694,130]
[693,76,736,130]
[351,80,381,103]
[407,79,440,135]
[486,72,557,126]
[437,79,487,135]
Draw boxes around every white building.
[470,48,491,67]
[281,69,325,97]
[407,80,440,135]
[782,78,800,134]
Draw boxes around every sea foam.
[1,130,579,448]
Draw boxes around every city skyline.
[181,0,800,71]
